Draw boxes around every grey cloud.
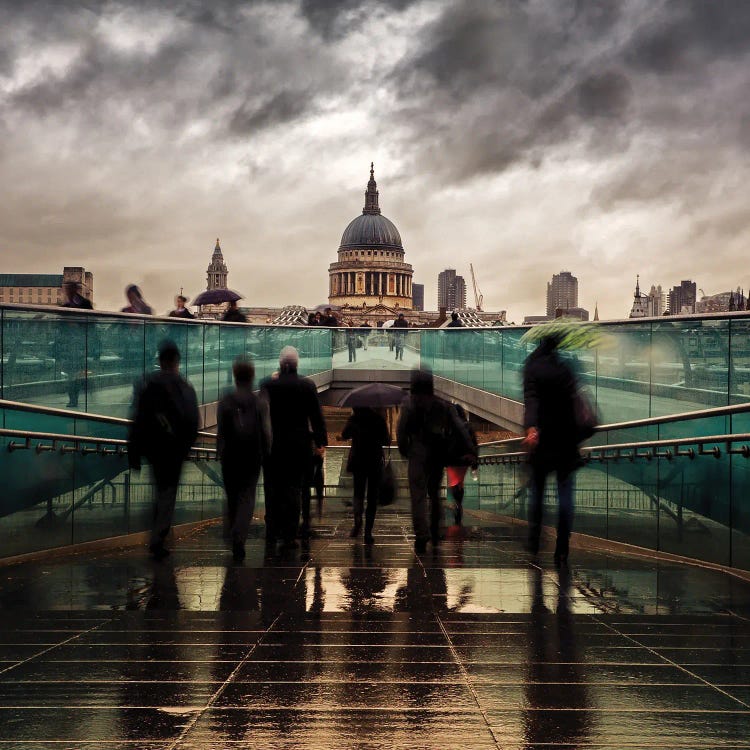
[228,90,310,135]
[298,0,416,39]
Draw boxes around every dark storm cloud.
[298,0,417,39]
[228,90,310,134]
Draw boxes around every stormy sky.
[1,0,749,321]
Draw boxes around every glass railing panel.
[218,323,246,395]
[332,327,418,371]
[185,324,206,406]
[203,324,221,404]
[482,330,502,395]
[453,329,485,389]
[729,318,750,404]
[86,316,146,418]
[730,410,750,570]
[501,328,530,402]
[651,318,729,415]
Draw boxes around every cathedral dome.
[340,213,402,250]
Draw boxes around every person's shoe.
[232,541,246,562]
[364,533,374,545]
[349,519,362,538]
[414,538,427,554]
[149,543,170,560]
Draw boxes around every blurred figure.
[522,333,580,565]
[61,281,93,310]
[392,312,408,360]
[361,319,372,349]
[346,322,357,362]
[260,346,327,552]
[128,340,199,559]
[446,311,463,327]
[307,312,317,326]
[121,284,153,314]
[446,403,478,528]
[303,443,325,530]
[222,300,247,323]
[217,357,272,562]
[321,307,338,326]
[341,406,390,544]
[397,369,474,553]
[169,295,194,319]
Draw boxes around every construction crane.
[470,263,483,311]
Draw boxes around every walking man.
[260,346,327,551]
[128,340,200,559]
[217,357,272,562]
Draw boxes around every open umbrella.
[520,319,613,350]
[314,303,341,313]
[192,289,243,306]
[381,319,396,329]
[338,382,406,408]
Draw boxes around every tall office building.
[667,280,697,315]
[412,283,424,311]
[437,269,467,310]
[647,284,665,317]
[546,271,578,318]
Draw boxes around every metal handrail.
[0,427,217,459]
[477,400,750,449]
[0,398,216,440]
[479,432,750,465]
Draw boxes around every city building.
[555,306,589,321]
[412,283,424,311]
[437,269,467,310]
[696,288,748,313]
[0,267,93,307]
[328,164,413,311]
[546,271,578,318]
[667,280,697,315]
[647,284,665,317]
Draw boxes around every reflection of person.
[341,407,390,544]
[217,357,272,562]
[522,333,580,565]
[128,340,200,559]
[121,284,153,314]
[397,369,474,553]
[260,346,327,552]
[169,295,194,319]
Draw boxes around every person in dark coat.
[61,281,93,309]
[222,300,247,323]
[128,340,200,559]
[392,313,408,360]
[446,403,478,527]
[397,369,474,553]
[121,284,153,314]
[446,311,463,327]
[522,334,580,565]
[341,407,391,544]
[260,346,327,552]
[169,295,194,319]
[59,281,92,407]
[217,357,272,562]
[346,322,357,362]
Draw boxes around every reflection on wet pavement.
[0,509,749,747]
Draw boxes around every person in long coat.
[341,407,391,544]
[522,334,580,565]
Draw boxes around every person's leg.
[150,460,182,555]
[528,463,547,555]
[300,482,311,540]
[313,457,324,517]
[427,464,444,544]
[222,462,239,542]
[452,483,465,525]
[281,460,305,546]
[408,456,430,552]
[555,470,575,564]
[351,471,365,537]
[364,462,381,544]
[231,466,261,560]
[263,462,279,551]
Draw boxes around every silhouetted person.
[361,319,371,349]
[260,346,327,552]
[169,295,194,319]
[346,322,357,362]
[446,403,478,527]
[392,312,408,360]
[397,369,474,553]
[217,357,272,562]
[121,284,153,314]
[59,282,91,407]
[128,340,199,559]
[446,311,463,327]
[222,300,246,323]
[61,280,93,310]
[522,333,580,565]
[341,407,390,544]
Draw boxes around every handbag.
[573,388,599,442]
[379,452,396,506]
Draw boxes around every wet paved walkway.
[1,508,750,748]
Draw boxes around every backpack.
[423,400,475,467]
[225,393,263,461]
[141,377,196,459]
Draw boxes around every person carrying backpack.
[217,357,272,562]
[128,340,200,559]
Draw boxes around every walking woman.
[341,407,391,544]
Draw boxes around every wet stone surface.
[0,508,749,748]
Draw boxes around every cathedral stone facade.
[328,164,413,311]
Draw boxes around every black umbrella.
[338,383,406,408]
[192,289,243,306]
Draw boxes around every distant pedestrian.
[307,313,317,326]
[393,313,408,360]
[217,357,272,562]
[446,403,478,527]
[446,311,463,327]
[128,340,200,559]
[361,319,372,349]
[341,407,391,544]
[121,284,154,315]
[222,300,247,323]
[397,369,474,553]
[61,281,93,310]
[169,295,194,319]
[321,307,338,326]
[522,333,581,566]
[260,346,327,551]
[346,322,357,362]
